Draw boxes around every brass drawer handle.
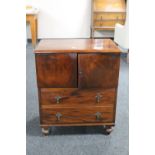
[95,112,102,120]
[56,112,62,121]
[95,93,102,103]
[55,96,62,104]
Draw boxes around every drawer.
[93,12,126,21]
[40,88,116,107]
[41,106,114,124]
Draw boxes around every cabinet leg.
[30,17,37,47]
[103,125,114,135]
[41,127,50,136]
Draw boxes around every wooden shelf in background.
[92,26,115,30]
[91,0,126,38]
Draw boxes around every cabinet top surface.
[34,39,121,53]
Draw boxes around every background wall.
[26,0,91,38]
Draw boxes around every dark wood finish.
[78,53,120,88]
[36,53,77,88]
[40,88,116,107]
[41,122,115,127]
[34,39,121,135]
[34,39,121,53]
[41,106,114,124]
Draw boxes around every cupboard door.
[78,54,120,88]
[36,53,77,88]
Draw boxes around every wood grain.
[94,20,125,27]
[40,88,116,107]
[41,106,114,124]
[34,39,121,53]
[35,53,77,88]
[93,0,126,12]
[93,12,125,28]
[34,39,121,132]
[78,53,120,88]
[91,0,126,35]
[26,14,37,46]
[93,12,126,20]
[41,122,115,127]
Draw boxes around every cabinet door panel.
[36,53,77,88]
[78,54,120,88]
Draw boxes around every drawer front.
[40,88,116,107]
[41,106,114,124]
[93,13,126,21]
[35,53,77,88]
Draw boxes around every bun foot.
[103,125,114,135]
[42,127,50,136]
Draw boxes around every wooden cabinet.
[91,0,126,37]
[34,39,121,135]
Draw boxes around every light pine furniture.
[114,0,128,62]
[26,8,39,47]
[114,0,128,49]
[91,0,126,38]
[34,39,121,135]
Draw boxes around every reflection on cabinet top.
[93,0,126,12]
[34,39,121,53]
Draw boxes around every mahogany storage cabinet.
[34,39,121,135]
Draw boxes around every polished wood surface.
[34,39,121,135]
[40,88,116,107]
[34,39,121,53]
[41,106,114,124]
[78,53,120,88]
[26,14,38,47]
[36,53,77,88]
